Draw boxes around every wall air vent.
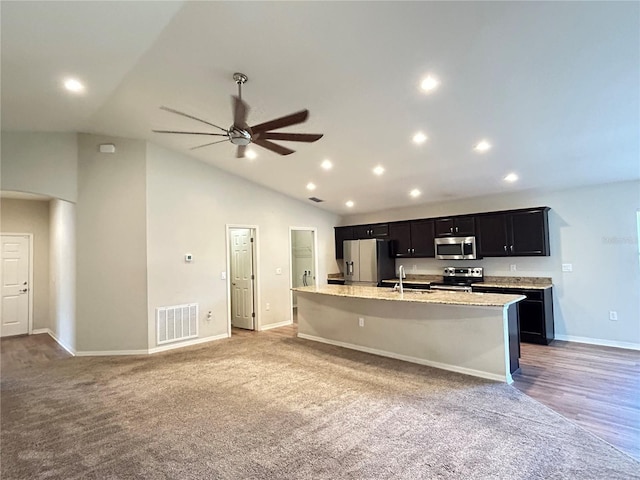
[156,303,198,345]
[308,197,324,203]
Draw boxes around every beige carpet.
[1,333,639,479]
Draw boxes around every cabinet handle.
[407,248,411,253]
[510,245,514,253]
[450,227,453,233]
[455,226,459,233]
[503,245,508,252]
[412,248,415,254]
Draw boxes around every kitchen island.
[293,285,525,383]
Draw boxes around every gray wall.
[1,132,78,202]
[145,143,339,347]
[341,180,640,348]
[49,199,76,352]
[0,198,50,330]
[76,134,148,353]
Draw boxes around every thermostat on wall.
[99,143,116,153]
[185,253,193,263]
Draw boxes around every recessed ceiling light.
[306,182,316,191]
[413,132,428,144]
[409,189,421,198]
[420,75,440,93]
[245,149,257,160]
[345,200,354,208]
[64,78,85,93]
[474,140,492,152]
[373,165,385,176]
[321,159,333,170]
[503,173,519,183]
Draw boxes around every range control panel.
[443,267,483,278]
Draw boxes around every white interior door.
[230,229,255,330]
[1,235,30,337]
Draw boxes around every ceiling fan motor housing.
[229,127,251,146]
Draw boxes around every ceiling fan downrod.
[233,72,248,101]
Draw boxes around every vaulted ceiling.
[2,1,638,214]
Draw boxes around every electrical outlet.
[609,311,618,321]
[266,303,270,311]
[276,268,282,275]
[358,317,364,327]
[220,271,226,280]
[562,264,573,272]
[510,264,517,272]
[207,311,212,320]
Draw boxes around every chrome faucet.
[398,265,405,294]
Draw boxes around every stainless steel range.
[430,267,484,292]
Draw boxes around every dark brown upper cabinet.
[354,223,389,239]
[334,226,354,259]
[389,220,435,257]
[435,216,475,237]
[477,208,550,256]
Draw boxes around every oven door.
[434,236,477,260]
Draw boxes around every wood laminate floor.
[3,328,639,462]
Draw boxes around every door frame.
[225,224,260,336]
[288,226,319,323]
[1,233,34,336]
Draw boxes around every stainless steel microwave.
[434,236,478,260]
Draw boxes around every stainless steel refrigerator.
[343,239,395,286]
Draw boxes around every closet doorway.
[227,226,258,332]
[289,227,317,324]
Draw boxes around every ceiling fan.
[152,73,323,158]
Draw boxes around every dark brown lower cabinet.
[472,285,554,345]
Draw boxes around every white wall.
[341,180,640,348]
[145,143,339,346]
[0,198,50,330]
[76,134,148,353]
[1,132,78,202]
[49,198,76,352]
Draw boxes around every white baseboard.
[32,328,76,356]
[260,320,293,331]
[297,333,511,384]
[554,334,640,351]
[76,349,149,356]
[148,333,229,354]
[75,333,230,356]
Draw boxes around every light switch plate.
[221,271,226,280]
[276,268,282,275]
[562,263,573,272]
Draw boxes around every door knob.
[20,288,28,293]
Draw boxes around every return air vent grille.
[156,303,198,345]
[308,197,324,203]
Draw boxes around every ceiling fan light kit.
[153,73,323,158]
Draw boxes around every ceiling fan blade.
[250,110,309,134]
[160,106,228,133]
[189,139,230,150]
[236,145,246,158]
[258,132,323,143]
[152,130,228,136]
[232,96,249,128]
[253,138,295,156]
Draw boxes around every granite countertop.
[380,275,552,290]
[474,276,552,290]
[293,285,525,307]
